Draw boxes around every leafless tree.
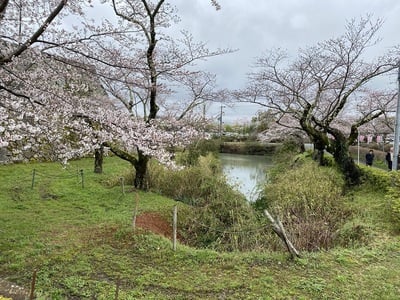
[236,16,400,185]
[160,71,227,121]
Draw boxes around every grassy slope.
[0,157,399,299]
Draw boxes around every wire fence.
[26,166,271,236]
[186,215,268,234]
[30,168,85,189]
[3,167,282,299]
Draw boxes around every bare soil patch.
[136,212,172,238]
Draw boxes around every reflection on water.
[220,153,273,201]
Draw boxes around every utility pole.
[393,66,400,170]
[219,104,224,138]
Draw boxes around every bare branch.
[0,0,67,65]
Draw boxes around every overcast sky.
[85,1,400,123]
[167,0,400,123]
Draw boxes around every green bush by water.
[147,154,270,251]
[261,159,351,251]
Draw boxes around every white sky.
[86,0,400,124]
[169,0,400,123]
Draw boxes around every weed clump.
[385,172,400,232]
[147,154,269,251]
[260,159,351,251]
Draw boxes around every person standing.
[386,147,393,171]
[365,149,374,166]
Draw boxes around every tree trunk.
[0,0,9,20]
[103,142,149,190]
[94,145,104,174]
[332,138,360,186]
[312,138,326,166]
[312,147,325,165]
[133,150,149,190]
[309,130,360,186]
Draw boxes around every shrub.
[358,163,400,232]
[359,164,392,192]
[264,148,313,185]
[147,154,222,203]
[101,167,134,188]
[261,160,351,251]
[175,139,221,166]
[177,184,268,252]
[391,197,400,231]
[147,153,269,251]
[336,218,375,247]
[384,171,400,231]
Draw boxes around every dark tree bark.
[0,0,8,20]
[329,129,361,186]
[94,145,104,174]
[309,131,361,186]
[311,139,327,166]
[103,142,150,190]
[133,150,149,190]
[298,103,361,185]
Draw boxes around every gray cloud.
[87,0,400,122]
[170,0,400,122]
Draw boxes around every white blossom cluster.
[1,0,221,167]
[1,54,205,166]
[1,86,205,164]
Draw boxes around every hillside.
[0,156,399,299]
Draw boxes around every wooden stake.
[29,269,37,300]
[31,169,36,189]
[114,277,120,300]
[172,205,177,251]
[132,192,139,229]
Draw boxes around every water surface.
[220,153,273,201]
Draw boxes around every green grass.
[0,157,400,299]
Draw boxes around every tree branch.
[264,209,300,259]
[0,0,67,65]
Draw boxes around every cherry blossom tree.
[76,0,231,187]
[0,44,204,168]
[1,99,203,167]
[236,16,400,185]
[1,0,228,189]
